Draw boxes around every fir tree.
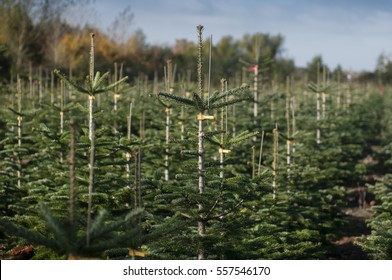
[155,25,255,259]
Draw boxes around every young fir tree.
[357,91,392,259]
[54,33,128,245]
[153,25,256,259]
[0,121,143,259]
[357,174,392,259]
[0,33,145,259]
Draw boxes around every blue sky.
[65,0,392,71]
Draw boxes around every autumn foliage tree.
[0,0,294,84]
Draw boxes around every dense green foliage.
[356,90,392,259]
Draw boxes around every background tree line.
[0,0,390,86]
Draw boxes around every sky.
[65,0,392,72]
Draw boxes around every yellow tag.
[129,249,147,257]
[59,111,64,116]
[114,93,121,98]
[125,152,132,159]
[197,114,215,120]
[88,95,95,100]
[165,108,170,113]
[17,116,22,121]
[169,87,174,93]
[178,121,183,125]
[219,148,231,154]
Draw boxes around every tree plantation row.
[1,28,392,260]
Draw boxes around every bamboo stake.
[253,64,259,123]
[60,80,64,134]
[347,69,352,110]
[10,74,14,115]
[165,105,170,181]
[232,104,236,138]
[252,145,256,179]
[196,25,206,260]
[59,80,65,164]
[68,64,73,101]
[127,101,133,140]
[29,61,33,99]
[164,60,173,181]
[38,66,42,105]
[286,77,291,178]
[153,70,158,95]
[138,148,142,208]
[50,70,54,104]
[253,36,260,123]
[45,69,49,103]
[180,106,185,141]
[291,96,296,155]
[207,35,212,108]
[126,101,133,191]
[86,33,95,247]
[270,80,275,121]
[322,66,327,119]
[134,147,141,209]
[113,62,118,112]
[140,110,145,141]
[68,121,76,228]
[220,78,226,180]
[272,125,278,199]
[224,79,228,133]
[257,131,265,176]
[17,76,22,189]
[316,62,321,145]
[337,70,341,110]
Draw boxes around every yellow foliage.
[58,27,118,70]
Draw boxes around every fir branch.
[88,208,143,242]
[143,215,192,243]
[8,107,24,116]
[204,136,221,147]
[210,199,244,220]
[209,95,252,110]
[39,203,71,250]
[228,131,260,146]
[208,84,250,104]
[205,189,224,220]
[85,227,141,254]
[54,70,89,94]
[308,82,331,94]
[95,76,128,94]
[193,92,206,111]
[87,209,109,237]
[92,71,104,89]
[158,92,195,107]
[204,130,225,139]
[0,219,59,250]
[156,95,170,108]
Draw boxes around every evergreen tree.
[153,25,256,259]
